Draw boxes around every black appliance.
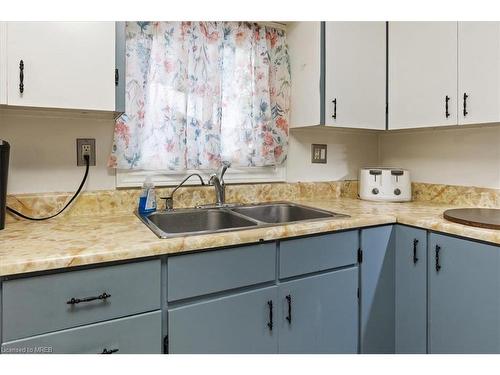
[0,140,10,230]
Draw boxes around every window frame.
[115,164,286,188]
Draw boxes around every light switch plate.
[311,144,327,164]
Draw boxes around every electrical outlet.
[311,144,327,164]
[76,138,96,166]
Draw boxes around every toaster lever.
[369,169,382,182]
[391,170,404,176]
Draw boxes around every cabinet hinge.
[163,335,169,354]
[357,248,363,264]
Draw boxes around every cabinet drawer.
[168,243,276,302]
[279,231,358,279]
[1,311,162,354]
[2,260,161,341]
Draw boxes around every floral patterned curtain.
[109,22,290,171]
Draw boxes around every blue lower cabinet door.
[429,233,500,354]
[1,311,162,354]
[278,267,359,353]
[395,225,427,353]
[360,225,395,353]
[168,286,278,353]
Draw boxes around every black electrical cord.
[6,154,90,221]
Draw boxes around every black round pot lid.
[443,208,500,230]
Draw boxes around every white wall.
[378,124,500,189]
[286,127,379,182]
[2,109,499,194]
[0,111,116,194]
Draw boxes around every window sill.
[115,165,286,188]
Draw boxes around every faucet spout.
[209,161,231,206]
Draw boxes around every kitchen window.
[110,21,290,187]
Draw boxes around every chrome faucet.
[208,161,231,206]
[161,173,205,210]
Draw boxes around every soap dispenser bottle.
[138,176,157,215]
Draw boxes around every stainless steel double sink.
[138,202,349,239]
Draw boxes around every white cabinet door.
[7,22,115,111]
[389,22,458,129]
[288,22,322,127]
[458,22,500,125]
[0,22,6,105]
[325,22,386,130]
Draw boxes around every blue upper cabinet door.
[278,267,359,353]
[168,286,278,354]
[429,233,500,354]
[360,225,396,353]
[395,225,428,354]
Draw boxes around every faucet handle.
[160,196,174,210]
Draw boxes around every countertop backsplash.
[5,181,499,223]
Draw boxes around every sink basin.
[138,202,349,238]
[139,208,258,238]
[230,202,347,224]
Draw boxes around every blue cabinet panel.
[168,286,278,353]
[167,242,276,302]
[429,233,500,353]
[360,225,395,353]
[395,225,427,353]
[2,260,161,341]
[279,230,358,279]
[278,267,359,353]
[2,311,162,354]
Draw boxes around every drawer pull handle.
[463,92,469,117]
[285,294,292,324]
[413,238,419,264]
[435,245,442,272]
[66,292,111,305]
[332,98,337,119]
[267,300,273,331]
[101,348,119,354]
[445,95,450,118]
[19,60,24,94]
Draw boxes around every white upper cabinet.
[288,22,322,127]
[6,22,116,111]
[324,22,386,130]
[0,22,6,105]
[288,22,386,130]
[458,22,500,125]
[388,22,458,129]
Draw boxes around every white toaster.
[359,167,411,202]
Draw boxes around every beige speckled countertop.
[1,198,498,277]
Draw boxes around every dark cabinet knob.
[394,188,401,196]
[372,188,379,195]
